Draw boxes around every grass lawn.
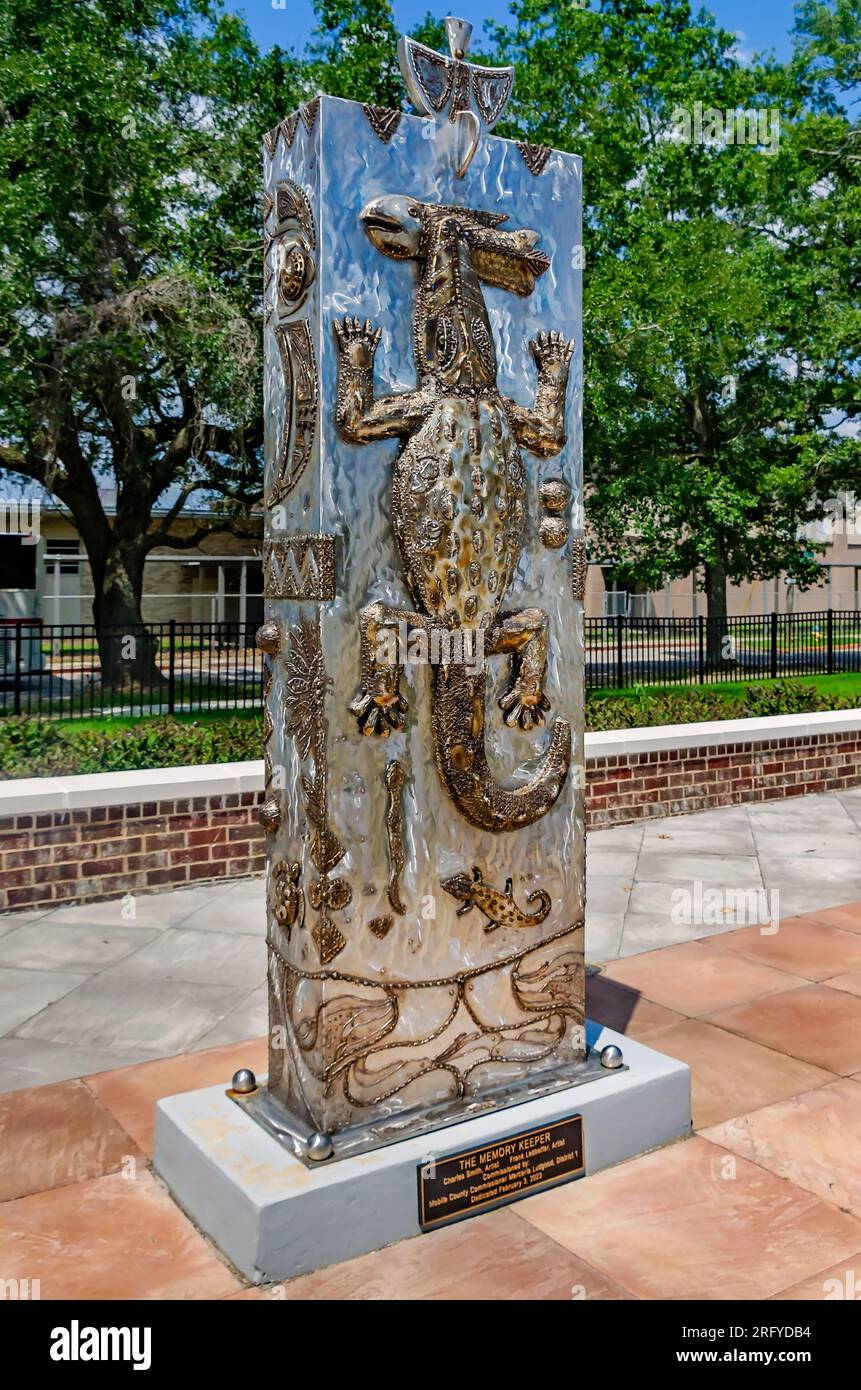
[51,707,260,737]
[16,672,861,740]
[588,672,861,704]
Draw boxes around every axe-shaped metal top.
[398,15,514,177]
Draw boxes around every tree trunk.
[685,384,735,672]
[92,541,163,691]
[703,553,733,670]
[45,458,164,691]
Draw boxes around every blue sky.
[233,0,802,61]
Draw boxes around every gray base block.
[153,1022,691,1283]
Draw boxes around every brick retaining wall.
[0,792,267,913]
[1,715,859,913]
[586,727,861,829]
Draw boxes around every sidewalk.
[1,788,861,1092]
[1,895,860,1299]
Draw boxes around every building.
[1,488,858,627]
[0,492,263,629]
[585,515,861,619]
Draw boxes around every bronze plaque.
[417,1115,584,1231]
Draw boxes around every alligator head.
[360,194,550,388]
[360,194,550,295]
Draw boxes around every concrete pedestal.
[153,1023,690,1284]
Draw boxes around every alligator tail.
[431,664,571,832]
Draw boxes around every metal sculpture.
[256,17,586,1159]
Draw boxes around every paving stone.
[0,922,159,975]
[0,1170,240,1300]
[243,1206,635,1301]
[0,1079,143,1202]
[515,1136,861,1301]
[86,1037,268,1156]
[704,1078,861,1219]
[710,917,861,982]
[584,912,626,962]
[0,968,84,1038]
[192,987,268,1051]
[645,1019,835,1127]
[0,1039,147,1095]
[14,974,249,1056]
[103,928,266,991]
[708,984,861,1076]
[603,939,798,1016]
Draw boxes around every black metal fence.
[584,611,861,690]
[0,613,859,719]
[0,620,261,719]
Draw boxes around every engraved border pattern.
[269,919,584,1115]
[263,535,336,602]
[270,319,318,506]
[571,538,588,602]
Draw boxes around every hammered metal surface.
[263,95,584,1142]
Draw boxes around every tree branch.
[145,519,259,553]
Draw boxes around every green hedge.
[585,679,859,732]
[0,715,262,780]
[0,679,857,778]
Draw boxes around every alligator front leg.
[504,331,574,458]
[334,316,430,443]
[351,600,429,737]
[489,608,552,732]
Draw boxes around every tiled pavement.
[1,898,861,1298]
[2,789,861,1092]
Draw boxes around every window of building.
[44,540,82,576]
[0,536,37,590]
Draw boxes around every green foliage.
[483,0,860,616]
[305,0,403,105]
[0,0,304,641]
[585,677,858,731]
[0,714,262,778]
[0,0,287,466]
[0,0,858,644]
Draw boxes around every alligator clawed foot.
[350,687,409,738]
[334,315,382,370]
[529,329,574,376]
[499,684,552,732]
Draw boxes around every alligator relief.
[335,195,574,832]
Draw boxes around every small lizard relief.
[441,866,551,932]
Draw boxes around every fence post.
[827,608,834,676]
[770,611,778,679]
[697,615,705,684]
[615,614,624,689]
[168,619,176,716]
[13,623,22,715]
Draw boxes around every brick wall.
[0,793,266,913]
[1,725,859,913]
[586,728,861,828]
